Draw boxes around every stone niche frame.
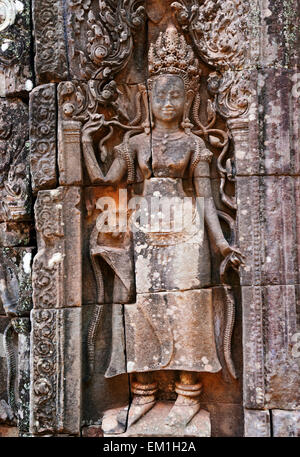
[26,0,300,438]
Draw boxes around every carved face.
[151,75,185,125]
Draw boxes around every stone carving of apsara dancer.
[82,25,244,432]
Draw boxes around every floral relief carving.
[68,0,146,80]
[172,0,251,119]
[31,309,57,434]
[0,99,31,221]
[32,191,64,310]
[30,84,57,193]
[32,0,254,437]
[33,0,68,83]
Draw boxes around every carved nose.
[164,97,173,108]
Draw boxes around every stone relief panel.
[66,0,147,82]
[30,308,81,435]
[29,84,57,194]
[0,0,33,96]
[60,6,247,433]
[32,187,82,310]
[0,246,33,435]
[32,0,68,83]
[0,98,31,223]
[2,0,296,438]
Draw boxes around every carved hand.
[222,246,245,271]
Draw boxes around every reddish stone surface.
[81,425,104,437]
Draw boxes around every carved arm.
[193,162,231,257]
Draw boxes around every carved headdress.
[148,25,201,90]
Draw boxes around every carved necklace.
[152,132,184,153]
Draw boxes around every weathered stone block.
[0,222,32,247]
[198,402,244,437]
[231,69,300,177]
[0,316,10,405]
[58,119,83,186]
[81,425,103,437]
[82,186,135,305]
[236,176,300,287]
[244,409,271,437]
[65,0,146,83]
[0,0,33,96]
[0,99,31,222]
[263,285,300,410]
[32,0,68,83]
[57,81,85,186]
[125,290,221,374]
[254,0,300,69]
[242,285,300,410]
[113,402,211,437]
[272,409,300,437]
[82,304,129,425]
[0,247,33,317]
[0,426,18,437]
[30,307,82,435]
[29,84,57,193]
[32,187,82,309]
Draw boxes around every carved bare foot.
[117,398,156,429]
[165,402,201,428]
[165,394,201,428]
[102,407,129,435]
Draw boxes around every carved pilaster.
[58,120,83,186]
[29,84,57,194]
[30,186,82,434]
[32,187,82,309]
[30,308,82,435]
[32,0,68,83]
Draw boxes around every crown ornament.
[148,25,201,90]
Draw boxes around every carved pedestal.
[103,403,211,437]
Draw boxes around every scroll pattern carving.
[172,0,251,119]
[33,0,68,83]
[32,187,82,310]
[0,0,32,95]
[31,309,57,435]
[30,84,57,193]
[68,0,146,79]
[0,99,31,221]
[32,190,64,310]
